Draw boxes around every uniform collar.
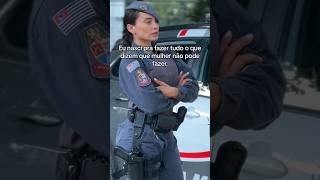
[131,42,154,55]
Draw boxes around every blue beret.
[126,1,159,22]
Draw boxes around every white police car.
[110,23,210,180]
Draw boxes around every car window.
[238,0,320,112]
[124,0,210,26]
[198,45,210,84]
[156,40,199,64]
[156,39,209,79]
[110,48,122,78]
[281,0,320,112]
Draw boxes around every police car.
[110,24,210,180]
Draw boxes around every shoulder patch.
[82,22,109,79]
[135,68,151,87]
[126,60,140,73]
[52,0,96,35]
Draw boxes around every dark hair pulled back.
[121,9,140,47]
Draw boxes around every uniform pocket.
[140,125,165,159]
[115,120,134,152]
[115,121,164,159]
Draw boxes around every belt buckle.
[127,110,135,122]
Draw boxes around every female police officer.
[113,1,199,180]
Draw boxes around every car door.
[109,50,129,146]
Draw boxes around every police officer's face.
[127,12,159,45]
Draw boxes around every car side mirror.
[110,50,122,79]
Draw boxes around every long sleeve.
[214,0,286,130]
[119,58,178,115]
[175,59,199,103]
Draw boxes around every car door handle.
[8,106,62,126]
[113,97,129,102]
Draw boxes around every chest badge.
[135,68,151,87]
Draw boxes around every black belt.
[127,106,187,133]
[127,109,157,126]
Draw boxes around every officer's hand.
[212,31,264,116]
[178,71,191,87]
[154,78,179,99]
[218,31,264,78]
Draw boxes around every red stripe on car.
[180,151,211,158]
[178,29,188,37]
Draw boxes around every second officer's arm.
[213,0,286,130]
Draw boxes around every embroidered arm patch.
[126,60,140,73]
[82,22,109,79]
[52,0,96,35]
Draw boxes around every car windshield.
[156,40,201,63]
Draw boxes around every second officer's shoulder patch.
[135,68,151,87]
[82,22,109,79]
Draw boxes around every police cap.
[126,1,159,22]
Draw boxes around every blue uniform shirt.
[119,48,199,115]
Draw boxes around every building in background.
[110,0,125,50]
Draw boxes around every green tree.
[125,0,209,26]
[188,0,209,23]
